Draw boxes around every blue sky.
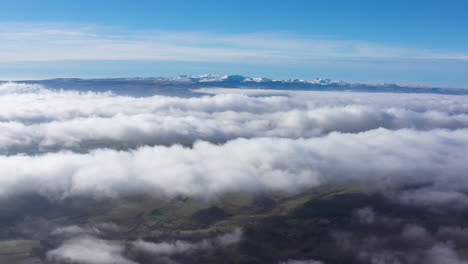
[1,0,468,87]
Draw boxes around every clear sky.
[1,0,468,87]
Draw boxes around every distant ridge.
[1,74,467,96]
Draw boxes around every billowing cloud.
[46,235,136,264]
[1,83,468,154]
[0,83,465,213]
[0,127,465,208]
[46,229,241,264]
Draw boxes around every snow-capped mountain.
[150,74,346,85]
[2,74,467,96]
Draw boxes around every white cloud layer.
[1,83,468,154]
[0,83,465,211]
[0,127,466,205]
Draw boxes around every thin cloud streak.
[1,22,468,63]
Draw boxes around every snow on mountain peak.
[159,74,346,85]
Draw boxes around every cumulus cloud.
[0,83,466,212]
[1,83,468,154]
[4,104,468,154]
[47,235,136,264]
[0,127,466,206]
[47,229,241,264]
[133,229,242,256]
[134,239,205,256]
[45,228,241,264]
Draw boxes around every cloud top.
[1,83,468,154]
[0,83,466,212]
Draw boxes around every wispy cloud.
[1,22,468,63]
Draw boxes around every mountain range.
[1,75,467,96]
